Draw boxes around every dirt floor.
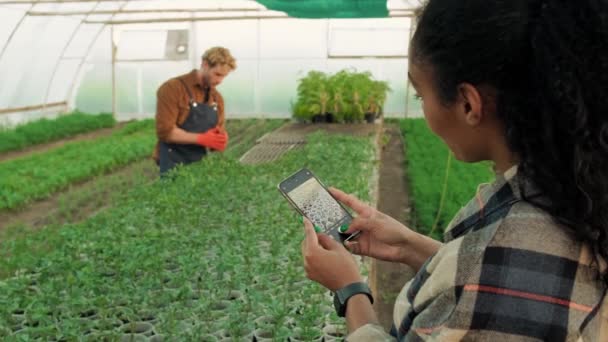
[0,159,158,236]
[0,120,277,237]
[371,124,417,331]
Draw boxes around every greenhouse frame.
[0,0,423,126]
[4,0,602,341]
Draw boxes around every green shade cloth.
[256,0,389,18]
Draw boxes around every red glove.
[196,128,228,151]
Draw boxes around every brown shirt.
[153,69,225,161]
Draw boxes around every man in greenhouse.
[300,0,608,341]
[153,46,236,176]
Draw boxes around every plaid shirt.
[349,167,607,341]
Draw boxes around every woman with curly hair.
[301,0,608,340]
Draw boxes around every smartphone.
[278,168,360,244]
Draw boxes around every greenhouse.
[2,0,606,341]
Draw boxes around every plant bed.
[397,118,494,239]
[0,120,156,210]
[119,321,155,336]
[0,119,284,234]
[0,111,115,154]
[0,131,377,339]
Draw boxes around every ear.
[201,60,209,71]
[457,83,483,126]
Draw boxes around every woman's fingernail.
[339,225,348,233]
[314,226,322,233]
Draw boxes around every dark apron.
[159,78,218,176]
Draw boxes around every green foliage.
[292,71,329,121]
[0,120,155,210]
[0,119,285,241]
[370,80,391,116]
[327,70,351,122]
[398,119,494,240]
[0,111,116,153]
[343,71,373,121]
[0,130,373,339]
[292,69,391,123]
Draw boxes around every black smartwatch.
[333,282,374,317]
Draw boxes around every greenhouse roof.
[0,0,421,23]
[0,0,422,123]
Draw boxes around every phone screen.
[286,177,351,232]
[279,168,356,243]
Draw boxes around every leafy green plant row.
[292,69,391,123]
[0,119,286,212]
[0,131,376,340]
[398,119,494,240]
[0,120,156,210]
[0,119,287,244]
[0,111,115,154]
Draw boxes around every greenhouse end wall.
[1,5,424,125]
[77,18,421,121]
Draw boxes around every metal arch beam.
[83,14,304,24]
[65,1,128,114]
[64,25,106,113]
[80,11,410,25]
[27,8,267,16]
[43,1,103,109]
[0,101,66,115]
[404,14,416,118]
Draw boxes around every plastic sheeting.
[0,0,423,125]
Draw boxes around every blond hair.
[202,47,236,70]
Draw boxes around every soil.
[0,159,158,236]
[371,124,417,331]
[0,122,129,163]
[0,120,273,237]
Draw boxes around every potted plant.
[290,327,324,342]
[345,71,374,123]
[293,71,330,123]
[327,70,351,122]
[119,321,155,337]
[368,80,392,121]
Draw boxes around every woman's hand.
[330,187,441,270]
[301,218,363,291]
[330,187,410,262]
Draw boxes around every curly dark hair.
[412,0,608,284]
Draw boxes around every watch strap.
[333,282,373,317]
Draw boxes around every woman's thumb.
[317,233,341,250]
[345,216,372,234]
